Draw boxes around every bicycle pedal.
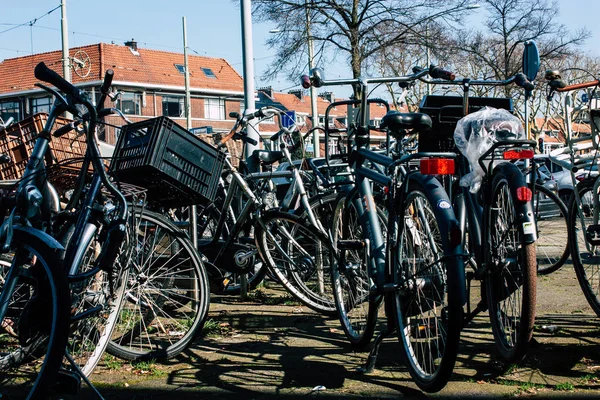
[338,239,365,250]
[51,369,82,396]
[586,225,600,245]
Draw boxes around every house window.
[175,64,186,74]
[202,68,216,78]
[162,96,185,117]
[30,97,52,115]
[0,100,20,122]
[204,98,224,120]
[117,92,142,115]
[296,115,306,125]
[319,116,335,127]
[370,119,381,128]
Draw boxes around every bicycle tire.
[255,210,337,315]
[0,226,70,400]
[533,183,569,275]
[394,180,463,392]
[568,179,600,318]
[486,170,536,362]
[106,210,210,361]
[330,191,381,348]
[64,222,129,376]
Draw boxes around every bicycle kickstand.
[357,328,394,374]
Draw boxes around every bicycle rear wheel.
[0,227,70,400]
[330,192,381,348]
[569,179,600,317]
[533,183,569,275]
[255,210,336,315]
[107,210,210,361]
[394,180,462,392]
[486,170,536,362]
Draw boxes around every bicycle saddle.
[380,111,432,133]
[251,149,285,165]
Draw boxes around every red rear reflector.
[420,158,455,175]
[503,149,534,160]
[516,186,532,202]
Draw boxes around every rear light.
[516,186,532,202]
[420,158,455,175]
[503,149,534,160]
[576,175,585,182]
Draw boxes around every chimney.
[319,91,335,103]
[258,86,274,99]
[124,39,138,51]
[288,89,304,100]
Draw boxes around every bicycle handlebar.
[35,62,87,105]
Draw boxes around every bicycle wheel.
[569,179,600,317]
[533,183,569,275]
[106,210,210,361]
[0,226,70,399]
[394,181,462,392]
[64,222,129,376]
[255,210,336,315]
[330,192,380,348]
[486,171,536,362]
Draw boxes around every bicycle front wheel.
[107,210,210,361]
[0,226,70,400]
[569,179,600,317]
[330,192,381,348]
[394,180,462,393]
[256,210,336,315]
[533,183,569,275]
[486,170,536,362]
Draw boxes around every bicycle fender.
[407,173,467,306]
[492,162,537,244]
[15,225,65,251]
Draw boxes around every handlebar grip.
[34,62,84,103]
[270,129,284,141]
[429,66,455,81]
[53,121,78,138]
[514,73,534,91]
[412,66,426,74]
[243,136,258,146]
[549,79,567,89]
[100,69,114,95]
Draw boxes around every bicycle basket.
[110,117,225,207]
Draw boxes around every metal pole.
[61,0,70,83]
[240,0,259,298]
[183,17,192,130]
[183,17,198,251]
[306,1,320,157]
[241,0,259,168]
[425,24,431,96]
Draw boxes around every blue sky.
[1,0,598,98]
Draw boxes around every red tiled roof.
[0,43,243,94]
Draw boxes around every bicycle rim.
[107,210,210,361]
[331,193,379,347]
[533,184,569,275]
[486,174,536,362]
[394,184,459,392]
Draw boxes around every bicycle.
[545,70,600,317]
[303,65,465,392]
[416,49,539,362]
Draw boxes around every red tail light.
[420,158,455,175]
[516,186,532,202]
[503,149,534,160]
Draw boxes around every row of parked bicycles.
[1,40,600,399]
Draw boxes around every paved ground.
[84,262,600,399]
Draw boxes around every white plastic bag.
[454,106,525,192]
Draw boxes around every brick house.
[0,42,244,149]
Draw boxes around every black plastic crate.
[110,117,225,207]
[418,95,513,153]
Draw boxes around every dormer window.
[202,68,216,78]
[174,64,186,74]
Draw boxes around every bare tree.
[252,0,479,97]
